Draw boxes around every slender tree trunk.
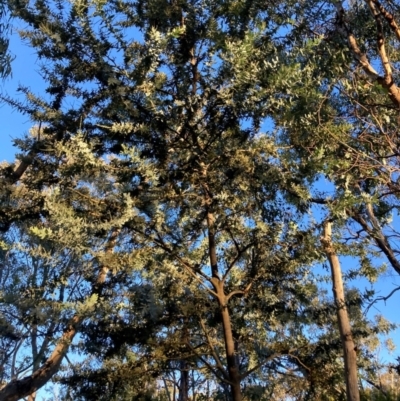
[178,324,189,401]
[219,302,242,401]
[173,369,177,401]
[178,360,189,401]
[322,221,360,401]
[206,206,242,401]
[191,370,196,401]
[162,377,172,401]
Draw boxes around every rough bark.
[321,221,360,401]
[219,302,242,401]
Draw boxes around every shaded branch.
[370,0,400,41]
[198,319,228,380]
[365,285,400,314]
[351,212,400,275]
[240,352,285,380]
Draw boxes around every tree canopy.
[1,0,400,400]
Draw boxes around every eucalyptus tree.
[329,0,400,284]
[275,0,400,279]
[270,1,400,399]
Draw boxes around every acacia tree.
[0,222,86,401]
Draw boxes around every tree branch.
[0,230,119,401]
[369,0,400,41]
[351,212,400,275]
[240,352,284,380]
[198,319,228,380]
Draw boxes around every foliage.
[0,0,400,400]
[0,0,12,78]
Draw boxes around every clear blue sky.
[1,21,399,391]
[0,28,47,162]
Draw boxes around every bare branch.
[186,342,231,385]
[365,285,400,314]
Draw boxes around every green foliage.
[0,0,12,78]
[1,0,400,400]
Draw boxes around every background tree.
[0,0,12,79]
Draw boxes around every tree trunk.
[178,360,189,401]
[206,207,242,401]
[220,302,242,401]
[27,324,39,401]
[178,324,189,401]
[322,221,360,401]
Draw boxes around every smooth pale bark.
[0,231,118,401]
[335,0,400,109]
[321,221,360,401]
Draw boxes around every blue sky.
[1,20,400,397]
[0,29,48,162]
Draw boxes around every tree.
[0,2,305,399]
[266,1,400,398]
[321,221,360,401]
[0,0,12,79]
[0,1,399,401]
[0,220,83,401]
